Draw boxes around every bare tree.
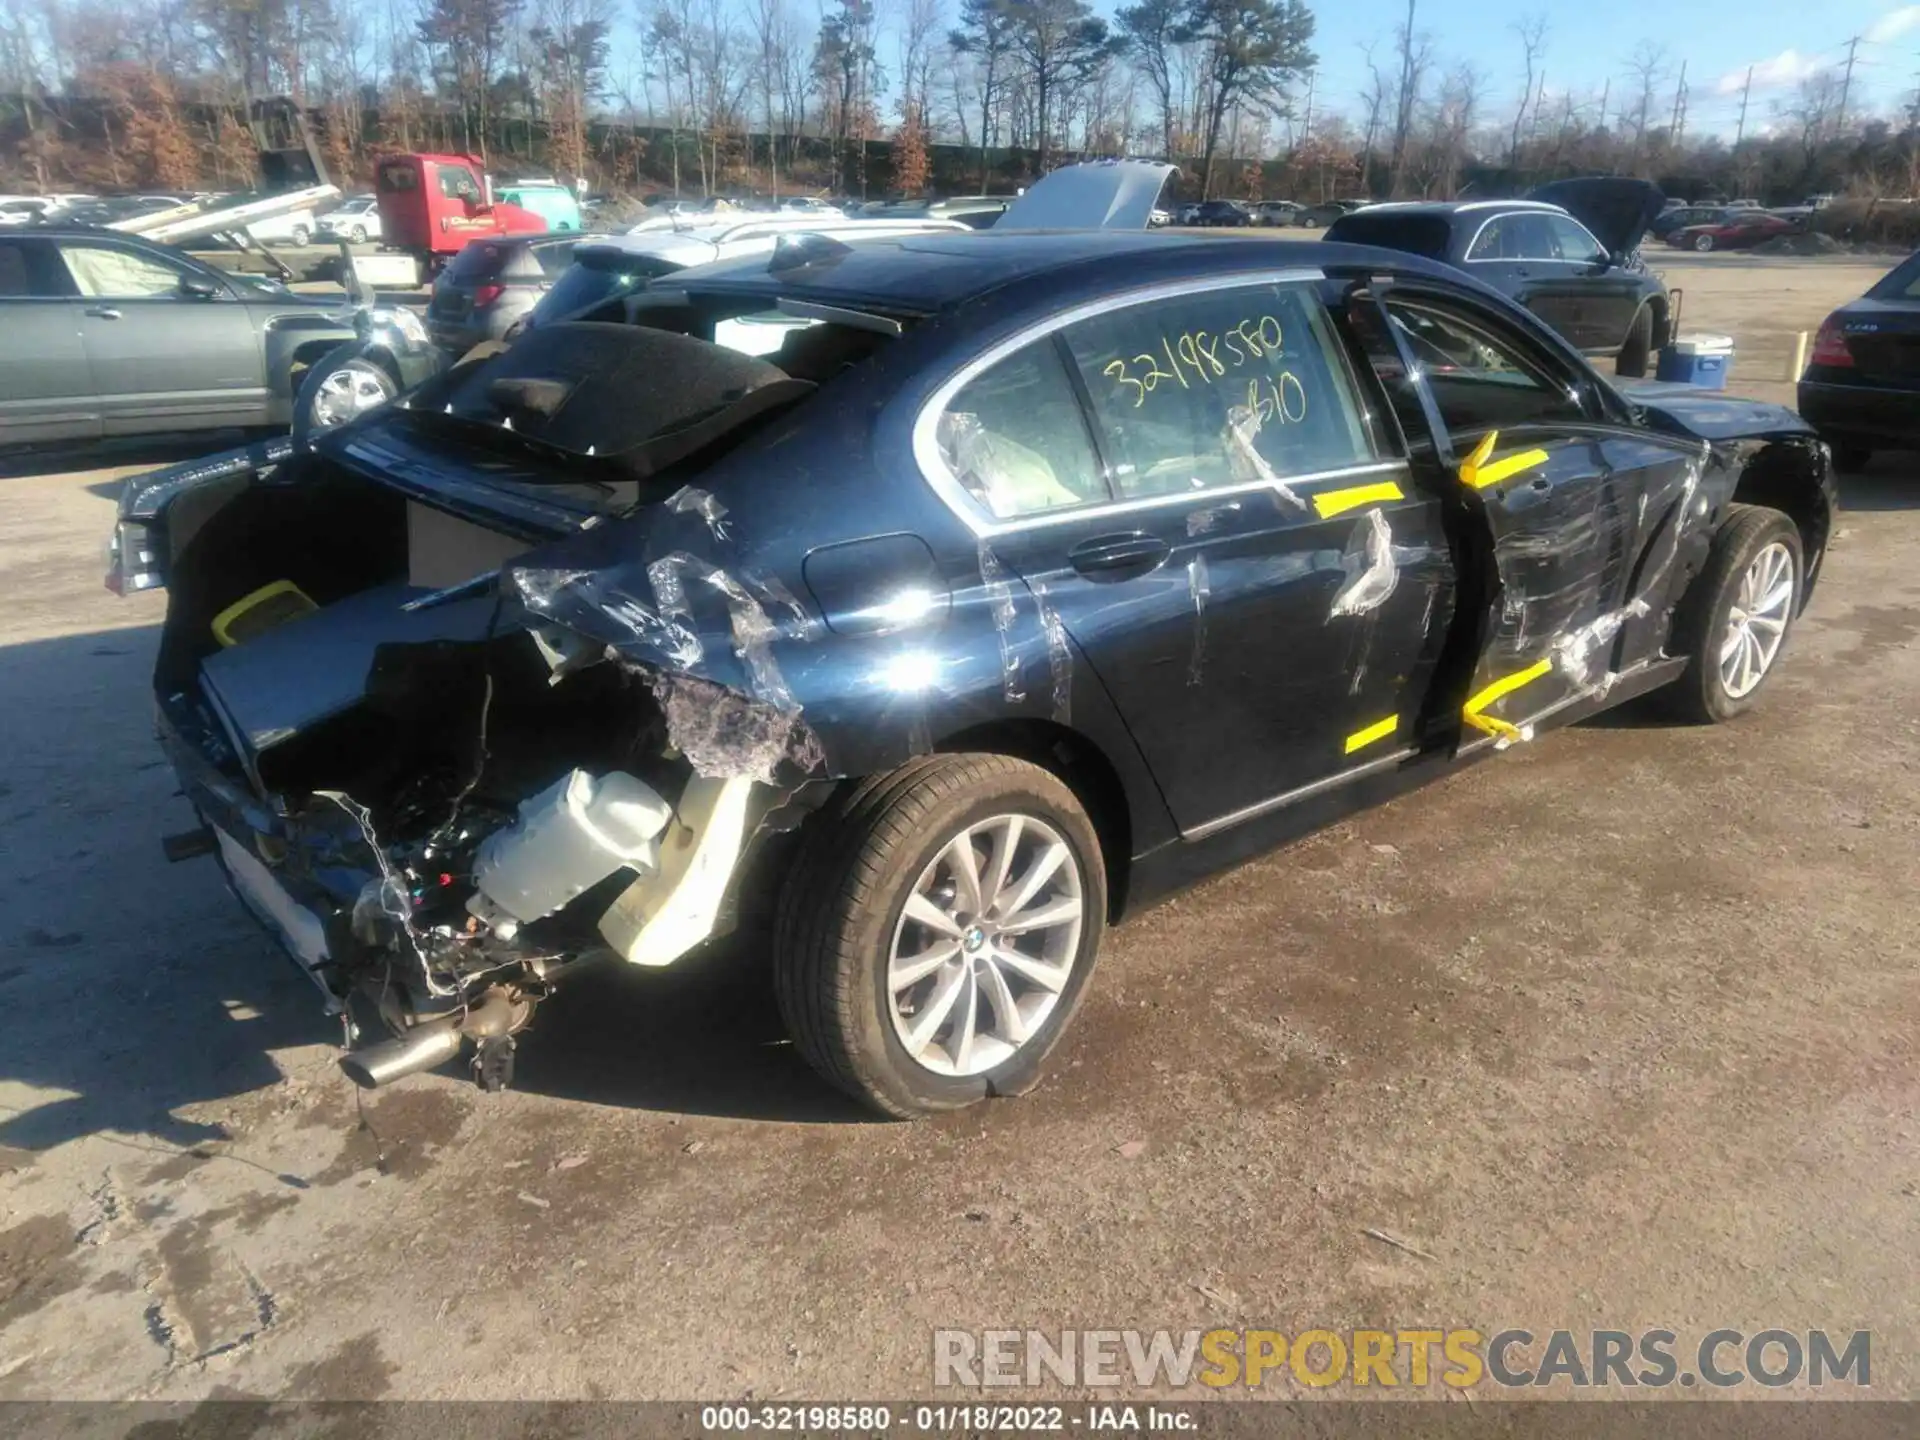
[1387,0,1431,195]
[1624,40,1666,172]
[1507,12,1546,169]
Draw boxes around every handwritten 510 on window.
[1100,314,1302,410]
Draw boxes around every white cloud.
[1713,49,1828,96]
[1866,5,1920,42]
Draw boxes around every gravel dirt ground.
[0,251,1914,1403]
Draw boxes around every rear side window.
[0,239,69,297]
[1059,282,1376,500]
[935,342,1109,519]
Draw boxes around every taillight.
[1809,315,1854,370]
[471,283,505,309]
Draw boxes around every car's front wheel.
[348,224,368,245]
[774,755,1107,1117]
[301,355,398,436]
[1694,233,1716,252]
[1664,504,1803,723]
[290,225,311,247]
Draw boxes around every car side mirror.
[179,275,220,300]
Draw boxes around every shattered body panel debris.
[647,671,825,783]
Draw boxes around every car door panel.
[987,470,1452,834]
[55,240,268,433]
[930,277,1453,835]
[0,237,99,444]
[1358,288,1645,745]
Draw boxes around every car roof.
[1353,198,1565,218]
[659,230,1470,314]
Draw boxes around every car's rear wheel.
[1694,233,1715,252]
[773,755,1107,1118]
[1663,505,1802,723]
[290,225,311,247]
[1616,304,1655,378]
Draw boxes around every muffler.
[338,989,525,1089]
[339,1020,461,1089]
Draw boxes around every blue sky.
[1301,0,1920,133]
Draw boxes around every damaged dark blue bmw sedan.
[115,164,1837,1117]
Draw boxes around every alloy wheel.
[886,813,1086,1078]
[1720,541,1794,699]
[310,366,393,430]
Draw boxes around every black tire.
[1694,233,1715,252]
[1662,504,1803,724]
[348,224,368,245]
[290,225,311,247]
[1831,445,1872,474]
[1615,304,1654,378]
[773,754,1107,1118]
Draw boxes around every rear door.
[52,238,267,434]
[1462,210,1545,318]
[923,274,1453,835]
[1359,288,1646,737]
[0,234,99,445]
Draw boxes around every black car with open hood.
[112,164,1835,1122]
[1326,179,1671,377]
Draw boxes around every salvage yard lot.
[0,250,1915,1399]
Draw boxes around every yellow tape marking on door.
[1462,658,1553,741]
[1469,448,1551,490]
[1344,714,1399,754]
[1313,481,1406,520]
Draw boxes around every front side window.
[1383,300,1587,434]
[438,167,481,202]
[1059,282,1376,500]
[935,342,1108,519]
[57,243,191,299]
[1547,215,1607,263]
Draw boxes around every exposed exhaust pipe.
[339,988,526,1090]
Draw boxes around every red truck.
[371,153,547,282]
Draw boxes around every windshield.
[530,252,686,327]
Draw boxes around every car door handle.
[1068,532,1170,582]
[84,306,122,319]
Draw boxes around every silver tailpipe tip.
[339,1020,462,1089]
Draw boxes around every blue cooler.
[1656,333,1734,389]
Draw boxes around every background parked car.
[1253,200,1303,226]
[0,225,434,447]
[1669,210,1799,251]
[1295,199,1366,227]
[494,178,584,232]
[1326,179,1669,375]
[1191,199,1252,227]
[315,195,382,245]
[242,206,316,247]
[426,231,581,353]
[1798,246,1920,471]
[1648,204,1727,242]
